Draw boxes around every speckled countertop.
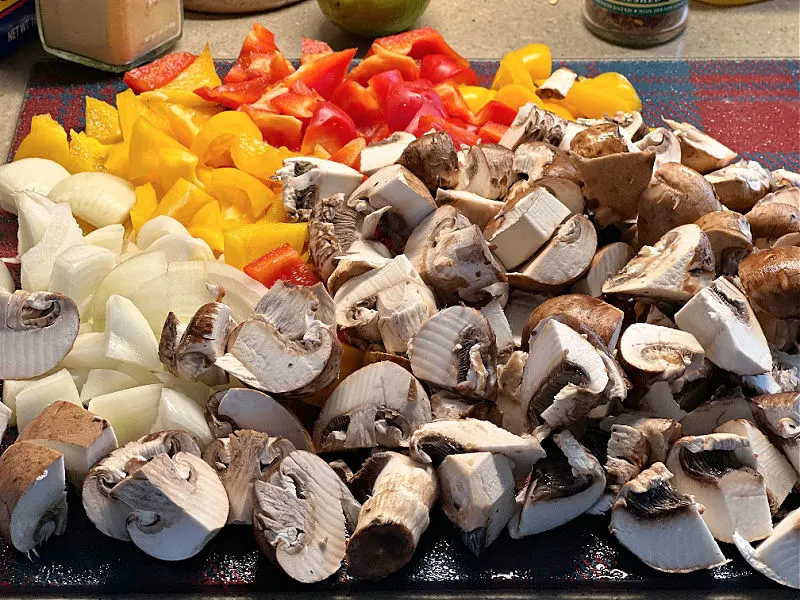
[0,0,798,158]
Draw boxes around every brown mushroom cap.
[396,132,460,192]
[694,210,753,275]
[570,123,629,159]
[521,294,624,351]
[746,202,800,248]
[638,163,722,247]
[738,246,800,319]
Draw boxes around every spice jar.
[582,0,688,47]
[35,0,183,72]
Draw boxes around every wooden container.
[184,0,304,12]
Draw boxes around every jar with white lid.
[35,0,183,72]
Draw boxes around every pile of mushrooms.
[1,101,800,590]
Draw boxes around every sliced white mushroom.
[602,224,715,302]
[535,68,577,100]
[273,157,363,222]
[396,132,461,192]
[509,429,605,537]
[694,210,753,275]
[480,298,514,361]
[499,103,575,151]
[456,144,514,200]
[619,323,705,388]
[0,441,67,554]
[738,247,800,320]
[569,242,634,297]
[483,185,571,270]
[434,189,504,228]
[496,350,531,435]
[665,433,773,543]
[705,160,773,212]
[664,119,737,174]
[428,390,497,422]
[360,131,416,175]
[611,462,727,573]
[603,414,683,464]
[733,507,800,590]
[409,306,498,400]
[535,175,585,216]
[674,276,772,376]
[438,452,516,555]
[511,142,576,182]
[504,290,548,348]
[636,381,687,421]
[680,389,755,435]
[634,127,681,174]
[749,393,800,475]
[346,451,438,580]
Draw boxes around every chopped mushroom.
[274,157,363,222]
[569,242,634,297]
[0,441,67,554]
[619,323,705,388]
[570,122,631,159]
[480,298,514,361]
[396,132,461,192]
[749,393,800,475]
[347,451,438,580]
[438,452,516,555]
[509,429,605,537]
[429,390,498,422]
[496,350,531,435]
[535,68,578,100]
[409,306,498,400]
[738,247,800,320]
[499,103,576,151]
[456,144,514,200]
[694,210,753,275]
[610,462,727,573]
[522,294,624,351]
[733,506,800,590]
[608,110,649,142]
[705,160,773,212]
[634,127,681,174]
[434,189,504,228]
[535,175,585,215]
[680,389,755,436]
[772,168,800,189]
[312,361,431,452]
[512,142,579,184]
[360,131,416,175]
[663,119,737,174]
[251,450,347,583]
[665,433,773,543]
[602,224,715,302]
[0,291,79,379]
[17,400,117,488]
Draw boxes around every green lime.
[317,0,432,38]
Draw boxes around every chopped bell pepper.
[210,167,275,218]
[413,115,479,147]
[190,111,263,166]
[491,52,535,91]
[285,48,357,100]
[131,183,159,233]
[564,72,641,118]
[420,54,479,86]
[188,200,224,253]
[476,100,517,127]
[329,136,366,171]
[367,69,404,112]
[434,81,477,124]
[85,97,123,145]
[14,114,73,172]
[195,76,273,110]
[142,99,223,147]
[230,135,291,181]
[301,102,358,156]
[477,122,509,144]
[347,51,419,86]
[224,222,308,270]
[240,107,304,151]
[271,81,323,121]
[459,86,497,114]
[221,199,256,230]
[369,28,470,69]
[540,100,576,121]
[153,177,216,225]
[494,83,538,112]
[331,80,382,130]
[387,79,445,132]
[243,243,319,288]
[68,130,111,172]
[225,23,294,84]
[116,89,172,142]
[123,52,197,94]
[158,146,201,192]
[161,45,221,94]
[103,143,129,179]
[128,116,186,182]
[301,36,333,65]
[513,43,552,81]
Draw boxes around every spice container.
[35,0,183,72]
[582,0,688,47]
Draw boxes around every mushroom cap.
[694,210,753,275]
[570,122,629,158]
[634,127,681,173]
[637,162,722,247]
[746,201,800,248]
[569,242,634,297]
[738,246,800,319]
[750,393,800,438]
[168,302,234,384]
[733,507,800,590]
[457,143,514,201]
[619,323,705,383]
[522,294,624,351]
[0,291,79,380]
[664,119,737,174]
[434,189,504,228]
[396,132,460,192]
[705,160,773,212]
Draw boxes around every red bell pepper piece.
[123,52,197,93]
[330,137,367,171]
[239,106,304,150]
[433,81,478,124]
[476,100,518,127]
[195,76,273,109]
[414,115,479,148]
[301,101,359,155]
[285,48,356,100]
[369,28,470,69]
[367,70,404,112]
[225,24,294,84]
[301,36,334,65]
[270,80,323,121]
[244,244,319,288]
[420,54,479,86]
[404,103,447,136]
[331,80,383,130]
[477,122,510,144]
[386,80,446,132]
[347,50,419,86]
[362,122,392,144]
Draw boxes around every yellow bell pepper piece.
[103,143,129,179]
[565,73,642,119]
[494,84,538,112]
[153,178,215,225]
[116,89,171,143]
[513,43,552,81]
[131,183,158,233]
[85,97,123,145]
[128,116,187,182]
[539,101,575,121]
[492,52,535,91]
[68,130,111,173]
[230,136,287,181]
[304,343,364,407]
[188,200,224,254]
[140,93,223,147]
[260,200,287,223]
[158,147,202,193]
[161,45,221,98]
[14,114,73,171]
[210,168,274,219]
[190,111,263,167]
[459,86,497,114]
[224,222,308,270]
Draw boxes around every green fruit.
[317,0,431,38]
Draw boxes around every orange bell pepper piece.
[230,135,289,181]
[347,49,419,86]
[491,52,535,91]
[329,137,366,171]
[240,106,304,151]
[565,73,641,119]
[224,222,308,270]
[494,83,538,112]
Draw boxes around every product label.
[590,0,688,16]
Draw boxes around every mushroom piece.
[714,419,797,513]
[17,401,118,488]
[483,186,571,270]
[619,323,705,388]
[215,282,342,396]
[674,276,772,376]
[569,242,634,297]
[738,247,800,320]
[535,176,585,216]
[359,131,416,175]
[509,214,597,291]
[569,122,631,159]
[429,390,498,422]
[522,294,624,351]
[607,110,649,142]
[82,430,200,541]
[496,350,531,435]
[434,189,504,228]
[511,142,580,184]
[251,450,347,583]
[404,205,508,305]
[603,414,683,464]
[663,119,737,174]
[456,143,514,200]
[396,132,460,192]
[346,451,438,580]
[603,224,715,302]
[0,441,68,554]
[749,393,800,475]
[610,462,727,573]
[517,319,609,429]
[733,507,800,590]
[499,103,575,150]
[665,433,773,543]
[202,430,294,525]
[535,68,577,100]
[0,291,79,379]
[694,210,753,275]
[680,389,755,436]
[705,160,773,212]
[504,290,549,348]
[637,163,723,247]
[312,361,431,452]
[409,306,498,400]
[108,450,228,561]
[409,418,545,476]
[205,388,314,452]
[480,298,514,361]
[746,201,800,249]
[333,254,437,354]
[509,429,605,537]
[773,168,800,189]
[274,157,363,222]
[325,251,393,297]
[634,127,681,173]
[754,185,800,210]
[438,452,516,555]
